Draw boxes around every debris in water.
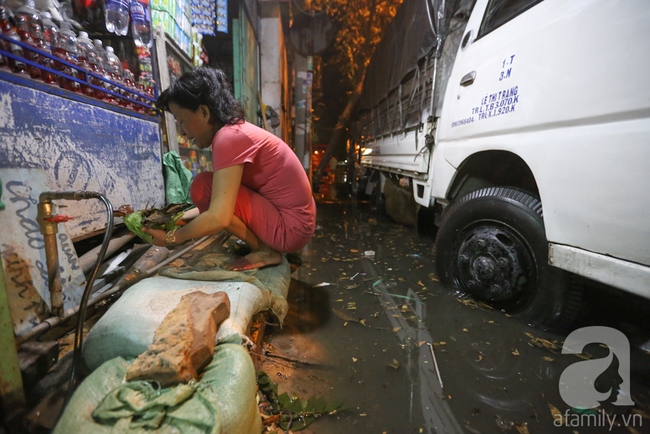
[427,342,444,389]
[387,359,400,369]
[547,402,564,425]
[525,332,562,353]
[512,349,520,356]
[314,282,332,287]
[495,414,514,430]
[332,308,365,325]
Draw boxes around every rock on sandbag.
[126,291,230,387]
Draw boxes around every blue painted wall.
[0,73,165,239]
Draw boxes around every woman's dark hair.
[156,66,245,126]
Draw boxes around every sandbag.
[54,340,261,434]
[83,255,290,371]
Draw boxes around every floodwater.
[260,199,650,434]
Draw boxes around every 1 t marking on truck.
[500,54,515,81]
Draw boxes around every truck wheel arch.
[446,150,539,202]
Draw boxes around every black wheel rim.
[451,220,538,312]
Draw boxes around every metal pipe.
[67,193,114,397]
[77,232,135,275]
[37,197,63,316]
[36,190,116,401]
[14,234,217,345]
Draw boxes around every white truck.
[357,0,650,329]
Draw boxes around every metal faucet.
[37,191,113,317]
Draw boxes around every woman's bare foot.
[224,245,282,271]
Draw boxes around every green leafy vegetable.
[124,211,152,243]
[122,204,191,243]
[257,371,344,431]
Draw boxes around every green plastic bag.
[163,151,194,205]
[123,209,185,244]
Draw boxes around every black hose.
[64,193,114,404]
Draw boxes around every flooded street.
[260,199,650,434]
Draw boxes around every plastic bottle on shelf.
[76,31,99,97]
[104,0,129,36]
[15,0,46,80]
[144,79,154,114]
[52,22,81,92]
[129,0,151,47]
[41,12,58,51]
[136,80,147,111]
[93,39,112,101]
[119,67,135,108]
[0,1,27,74]
[13,14,41,80]
[104,45,123,104]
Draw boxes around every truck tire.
[432,187,582,331]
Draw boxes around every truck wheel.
[433,187,582,331]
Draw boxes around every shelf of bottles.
[151,0,192,57]
[177,134,212,176]
[0,2,156,113]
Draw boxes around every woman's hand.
[142,227,167,247]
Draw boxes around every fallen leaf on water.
[547,402,564,425]
[525,332,562,352]
[418,341,427,347]
[393,327,402,333]
[476,353,483,362]
[336,299,344,302]
[350,249,358,253]
[462,328,469,332]
[343,322,348,327]
[332,308,363,324]
[417,280,424,286]
[347,302,357,311]
[512,349,520,356]
[359,413,366,416]
[514,422,530,434]
[388,359,400,369]
[542,356,555,362]
[433,341,446,346]
[352,357,358,363]
[495,415,514,430]
[359,319,367,326]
